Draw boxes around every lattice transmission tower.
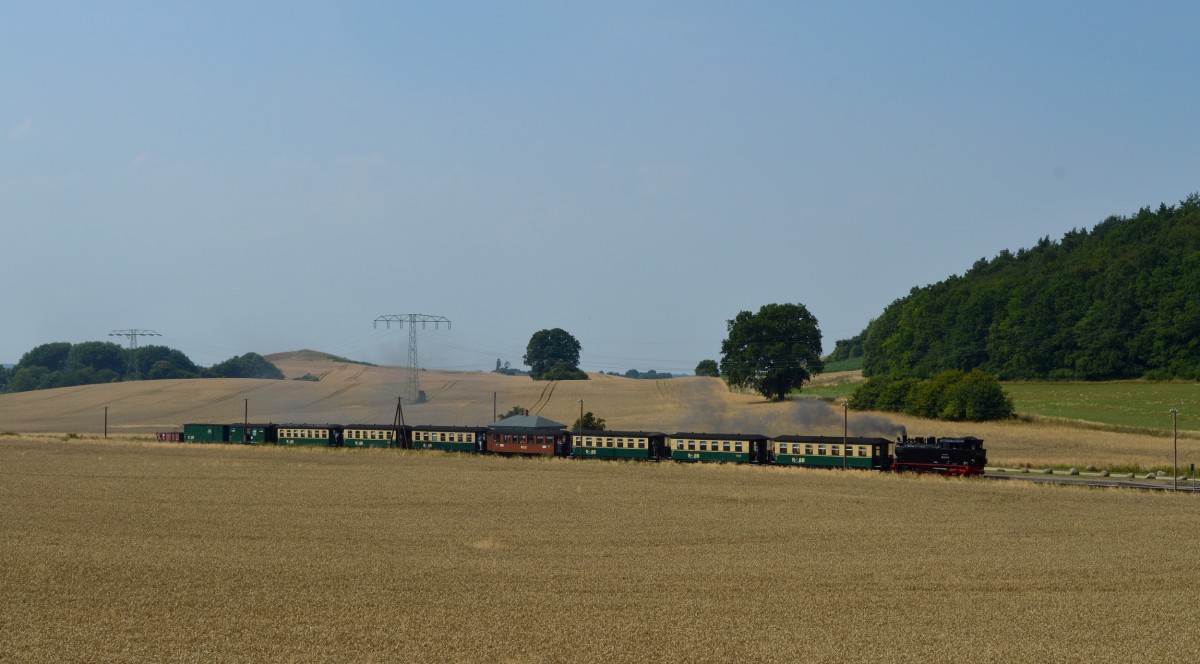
[108,329,162,377]
[374,314,451,403]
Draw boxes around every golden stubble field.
[2,436,1198,663]
[0,356,1195,468]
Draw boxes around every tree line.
[0,341,284,393]
[846,194,1200,381]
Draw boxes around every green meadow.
[804,375,1198,433]
[1003,381,1197,433]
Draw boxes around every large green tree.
[16,342,72,373]
[206,353,284,379]
[694,359,720,377]
[136,345,199,379]
[523,328,586,380]
[67,341,128,376]
[719,303,824,401]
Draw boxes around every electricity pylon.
[374,314,450,403]
[109,329,161,377]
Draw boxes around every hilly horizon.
[0,351,942,438]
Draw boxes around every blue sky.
[4,2,1198,373]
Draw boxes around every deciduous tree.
[523,328,586,380]
[719,303,823,401]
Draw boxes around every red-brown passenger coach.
[485,414,570,456]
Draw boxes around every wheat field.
[2,435,1198,663]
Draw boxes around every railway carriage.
[184,423,230,443]
[277,424,341,447]
[410,425,488,452]
[486,427,570,456]
[343,424,402,448]
[571,430,668,460]
[668,433,770,464]
[229,423,275,445]
[770,435,892,470]
[486,414,571,456]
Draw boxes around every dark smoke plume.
[789,399,906,438]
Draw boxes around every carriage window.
[859,446,868,457]
[818,445,827,455]
[687,442,696,451]
[833,446,841,456]
[676,441,684,450]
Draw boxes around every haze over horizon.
[5,3,1198,372]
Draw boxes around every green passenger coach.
[770,435,893,470]
[410,426,487,452]
[668,433,770,464]
[343,425,400,448]
[571,430,667,460]
[277,425,338,447]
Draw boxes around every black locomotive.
[892,436,987,476]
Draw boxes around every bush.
[849,370,1013,422]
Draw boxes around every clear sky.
[4,2,1198,373]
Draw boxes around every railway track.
[985,472,1200,492]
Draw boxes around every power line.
[108,329,161,377]
[374,314,451,403]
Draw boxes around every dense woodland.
[844,195,1200,381]
[0,342,284,393]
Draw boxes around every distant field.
[820,356,863,372]
[1004,381,1198,432]
[3,436,1198,662]
[803,374,1198,434]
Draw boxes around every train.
[165,413,988,476]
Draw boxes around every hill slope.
[0,357,871,438]
[859,195,1200,380]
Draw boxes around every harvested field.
[2,436,1199,662]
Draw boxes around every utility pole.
[843,402,848,470]
[374,314,450,404]
[1171,408,1179,491]
[108,329,161,378]
[392,397,407,449]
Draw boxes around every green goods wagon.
[668,433,769,464]
[228,424,275,445]
[572,430,665,460]
[184,423,230,443]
